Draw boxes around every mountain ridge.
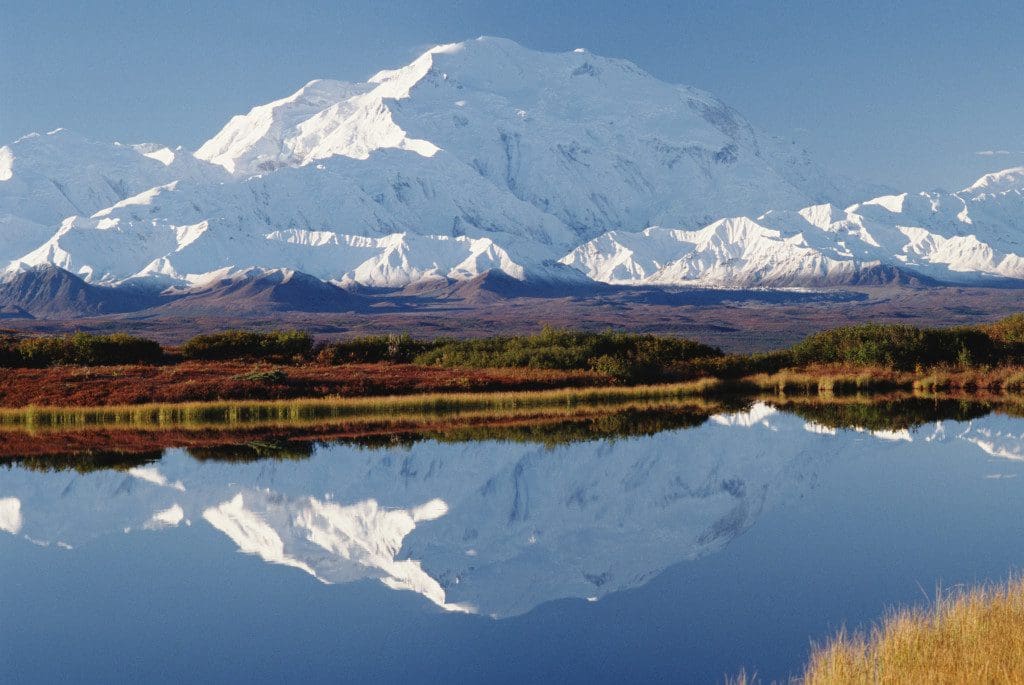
[2,37,1023,299]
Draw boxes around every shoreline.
[1,376,1023,436]
[0,382,720,430]
[2,360,1024,411]
[2,389,1020,468]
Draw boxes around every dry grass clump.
[803,577,1024,684]
[747,365,908,396]
[746,364,1024,400]
[1004,371,1024,393]
[913,366,1024,395]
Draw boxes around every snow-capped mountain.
[565,177,1024,287]
[1,37,1023,293]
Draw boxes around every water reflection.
[3,400,1024,619]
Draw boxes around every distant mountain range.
[2,36,1023,317]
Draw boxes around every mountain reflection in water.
[3,399,1024,619]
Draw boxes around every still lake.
[3,400,1024,683]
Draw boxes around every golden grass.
[746,370,908,397]
[803,577,1024,684]
[0,380,727,432]
[742,364,1024,402]
[912,367,1024,395]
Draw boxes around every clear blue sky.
[2,0,1022,190]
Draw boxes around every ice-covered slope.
[194,38,831,234]
[564,176,1024,287]
[0,129,226,265]
[10,150,572,286]
[0,129,222,226]
[195,78,440,174]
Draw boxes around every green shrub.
[983,313,1024,364]
[181,330,312,361]
[0,337,23,367]
[315,334,437,364]
[985,313,1024,344]
[5,332,163,367]
[679,350,795,379]
[412,327,721,381]
[789,324,996,370]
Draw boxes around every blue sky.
[2,0,1022,190]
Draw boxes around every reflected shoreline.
[2,394,1020,472]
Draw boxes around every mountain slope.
[153,269,367,315]
[0,129,225,265]
[11,149,576,286]
[0,265,160,318]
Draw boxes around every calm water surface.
[3,401,1024,683]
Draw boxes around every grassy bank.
[727,578,1024,684]
[802,577,1024,684]
[0,380,724,431]
[5,316,1024,407]
[743,364,1024,396]
[0,360,613,407]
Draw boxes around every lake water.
[3,400,1024,683]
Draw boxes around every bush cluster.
[315,334,436,364]
[180,330,312,361]
[0,333,163,367]
[6,313,1024,377]
[412,327,722,382]
[679,350,795,379]
[984,313,1024,351]
[788,323,997,370]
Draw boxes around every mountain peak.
[964,167,1024,195]
[194,78,370,174]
